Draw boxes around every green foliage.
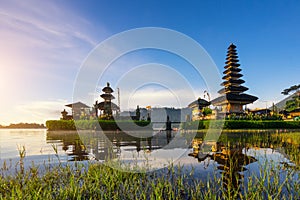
[46,120,300,130]
[226,113,283,121]
[202,107,212,116]
[285,96,300,112]
[0,123,45,129]
[282,84,300,111]
[281,83,300,95]
[46,120,151,131]
[183,120,209,129]
[184,120,300,130]
[0,152,299,199]
[223,120,300,129]
[46,120,76,130]
[1,131,300,199]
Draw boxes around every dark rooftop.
[65,102,90,108]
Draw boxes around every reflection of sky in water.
[243,148,298,180]
[0,129,299,183]
[244,148,292,165]
[0,129,58,159]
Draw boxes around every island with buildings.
[46,44,300,131]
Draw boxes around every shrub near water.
[183,120,300,130]
[46,119,300,130]
[46,120,76,130]
[46,120,151,131]
[224,120,300,129]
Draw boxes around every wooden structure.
[211,44,258,114]
[188,98,210,121]
[65,102,90,120]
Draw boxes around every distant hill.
[0,123,45,129]
[274,92,299,110]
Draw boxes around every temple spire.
[94,82,119,119]
[218,43,248,95]
[211,44,258,114]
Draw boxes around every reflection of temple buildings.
[189,139,256,191]
[47,132,89,161]
[46,130,175,162]
[189,131,300,191]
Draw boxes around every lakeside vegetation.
[1,129,299,199]
[46,120,151,131]
[184,120,300,130]
[46,119,300,131]
[281,84,300,112]
[0,123,45,129]
[0,137,299,199]
[0,164,298,199]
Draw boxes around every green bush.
[183,120,300,130]
[46,120,76,130]
[46,120,151,131]
[46,120,300,130]
[224,120,300,129]
[226,113,283,121]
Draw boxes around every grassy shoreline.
[1,131,299,199]
[0,158,299,199]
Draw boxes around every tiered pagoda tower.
[211,44,258,114]
[95,82,119,119]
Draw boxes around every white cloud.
[0,0,97,48]
[0,1,108,124]
[119,87,199,111]
[0,0,103,76]
[15,100,69,124]
[247,99,278,110]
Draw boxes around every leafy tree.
[281,84,300,95]
[202,107,212,117]
[282,84,300,112]
[285,97,300,112]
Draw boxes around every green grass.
[0,156,299,199]
[46,119,300,131]
[1,131,300,199]
[184,120,300,130]
[46,120,151,131]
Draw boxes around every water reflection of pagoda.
[189,140,256,191]
[211,44,258,114]
[47,132,89,161]
[94,82,119,119]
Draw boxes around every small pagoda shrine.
[63,102,90,120]
[94,82,119,119]
[188,98,211,121]
[211,44,258,114]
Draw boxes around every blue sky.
[0,0,299,124]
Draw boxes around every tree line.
[0,123,45,129]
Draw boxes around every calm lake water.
[0,129,299,184]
